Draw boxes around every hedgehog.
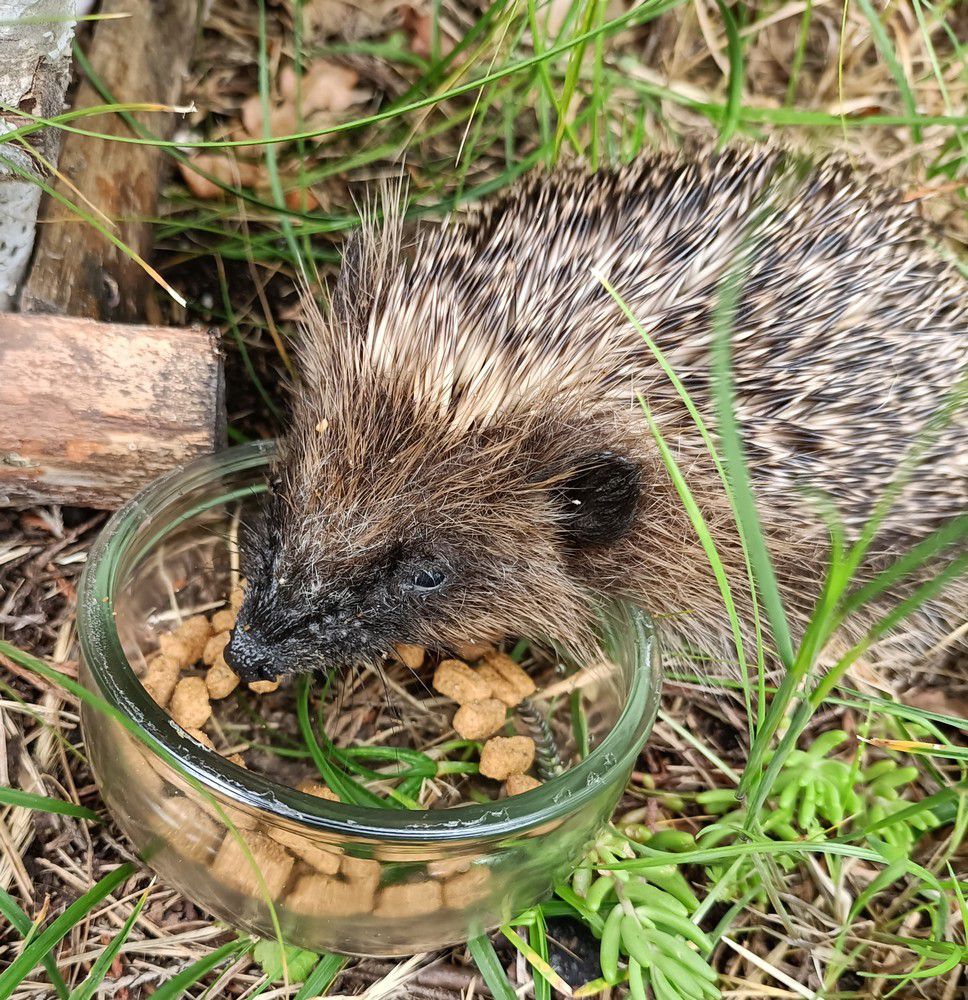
[224,146,967,688]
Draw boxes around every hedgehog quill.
[225,147,967,685]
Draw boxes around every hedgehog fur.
[226,145,967,687]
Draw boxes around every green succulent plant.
[695,731,939,898]
[564,830,720,1000]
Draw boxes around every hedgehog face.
[224,442,642,682]
[225,494,460,682]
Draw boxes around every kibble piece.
[340,854,381,889]
[120,737,167,797]
[479,736,535,780]
[433,659,492,704]
[248,677,280,694]
[222,803,259,831]
[297,779,340,802]
[160,614,212,667]
[427,857,471,879]
[158,634,192,668]
[224,752,247,768]
[374,880,443,917]
[206,660,240,700]
[141,655,181,707]
[183,726,215,750]
[203,631,230,666]
[505,774,541,796]
[270,827,341,874]
[394,643,426,670]
[454,641,494,661]
[211,608,236,633]
[210,829,293,897]
[476,652,536,707]
[183,780,258,829]
[229,583,245,611]
[452,699,506,740]
[170,676,212,729]
[287,872,374,916]
[443,866,492,908]
[161,796,222,863]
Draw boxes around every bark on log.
[0,313,225,508]
[19,0,198,321]
[0,1,75,310]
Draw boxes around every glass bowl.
[77,442,661,956]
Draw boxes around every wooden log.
[19,0,198,321]
[0,313,225,509]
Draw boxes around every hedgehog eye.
[410,567,447,591]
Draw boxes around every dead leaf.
[400,5,454,58]
[901,181,965,203]
[240,60,369,139]
[284,187,320,211]
[301,60,368,114]
[401,5,432,58]
[177,155,263,199]
[240,93,299,139]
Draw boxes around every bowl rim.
[78,442,661,844]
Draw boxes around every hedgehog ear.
[550,451,641,548]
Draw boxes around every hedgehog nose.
[224,626,276,683]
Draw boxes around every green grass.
[1,0,967,996]
[0,786,99,823]
[0,864,136,997]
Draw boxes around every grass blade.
[839,514,968,620]
[597,269,766,732]
[502,921,570,997]
[785,0,813,104]
[0,888,69,999]
[1,0,686,152]
[295,675,392,808]
[67,887,149,1000]
[0,151,185,308]
[855,0,921,143]
[710,251,794,673]
[636,395,751,711]
[468,934,518,1000]
[552,1,598,159]
[0,786,99,822]
[713,0,744,145]
[150,938,253,1000]
[294,952,348,999]
[0,863,136,997]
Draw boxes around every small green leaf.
[253,939,319,983]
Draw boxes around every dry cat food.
[125,568,623,926]
[136,579,589,807]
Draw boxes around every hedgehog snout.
[224,625,278,683]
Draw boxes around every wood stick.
[19,0,198,322]
[0,313,224,509]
